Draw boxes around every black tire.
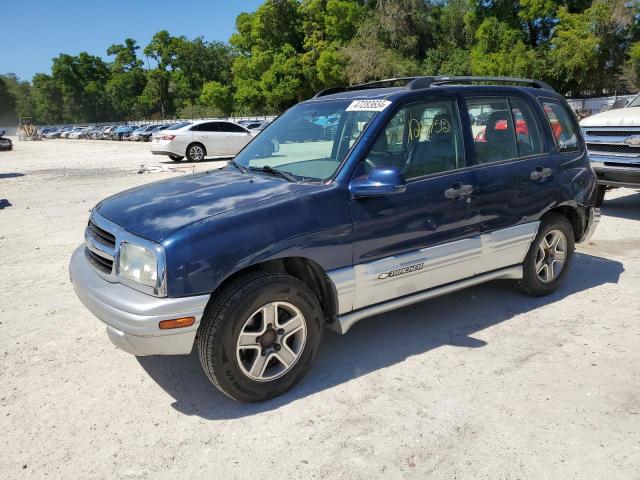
[595,185,607,207]
[515,213,575,297]
[186,143,206,162]
[198,272,324,402]
[168,154,184,161]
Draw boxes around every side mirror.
[349,167,407,198]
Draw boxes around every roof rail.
[407,76,554,91]
[313,77,419,98]
[313,75,554,98]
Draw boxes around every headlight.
[119,243,158,288]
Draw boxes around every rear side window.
[508,97,543,157]
[466,96,543,163]
[193,122,219,132]
[540,100,580,153]
[466,97,517,164]
[218,122,247,133]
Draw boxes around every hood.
[580,107,640,127]
[96,169,307,242]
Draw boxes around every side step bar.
[328,266,523,334]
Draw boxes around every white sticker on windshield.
[346,99,392,112]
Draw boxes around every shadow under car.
[137,252,623,419]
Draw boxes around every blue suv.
[70,76,600,401]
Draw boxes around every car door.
[462,94,555,273]
[349,97,480,310]
[192,122,221,155]
[219,122,252,155]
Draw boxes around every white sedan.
[150,120,258,162]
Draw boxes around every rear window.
[166,122,192,130]
[540,100,580,153]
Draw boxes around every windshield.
[233,99,379,181]
[627,94,640,108]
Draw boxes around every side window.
[198,122,220,132]
[365,99,464,179]
[540,100,580,153]
[508,97,543,157]
[219,122,247,133]
[466,97,517,164]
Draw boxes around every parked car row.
[41,124,176,141]
[39,120,271,145]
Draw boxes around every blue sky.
[0,0,263,81]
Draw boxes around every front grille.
[585,130,640,137]
[84,215,117,276]
[604,161,640,168]
[586,143,640,156]
[84,247,113,274]
[88,220,115,248]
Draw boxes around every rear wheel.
[168,154,183,162]
[198,272,324,402]
[595,185,607,207]
[515,213,574,296]
[186,143,206,162]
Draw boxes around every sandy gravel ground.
[0,138,639,479]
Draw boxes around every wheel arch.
[544,203,586,241]
[186,141,207,157]
[208,257,339,325]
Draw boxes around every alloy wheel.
[189,145,204,161]
[535,229,567,283]
[235,301,307,382]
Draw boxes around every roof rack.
[313,75,554,98]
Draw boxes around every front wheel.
[515,213,575,297]
[198,272,324,402]
[168,154,184,162]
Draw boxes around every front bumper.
[69,246,209,356]
[590,156,640,188]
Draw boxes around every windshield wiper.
[228,159,248,174]
[250,165,298,182]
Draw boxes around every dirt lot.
[1,138,639,479]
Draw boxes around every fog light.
[159,317,195,330]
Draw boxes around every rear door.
[193,122,220,154]
[349,97,480,310]
[219,122,252,155]
[462,94,554,273]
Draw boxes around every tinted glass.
[466,97,518,164]
[218,122,247,133]
[195,122,219,132]
[234,99,377,180]
[365,99,464,179]
[540,100,580,153]
[508,97,543,157]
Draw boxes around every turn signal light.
[159,317,195,330]
[161,135,176,140]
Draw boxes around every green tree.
[51,52,111,122]
[1,73,34,121]
[31,73,64,124]
[143,30,175,118]
[200,81,234,116]
[106,38,146,119]
[0,76,17,125]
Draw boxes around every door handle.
[531,166,552,181]
[444,183,473,199]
